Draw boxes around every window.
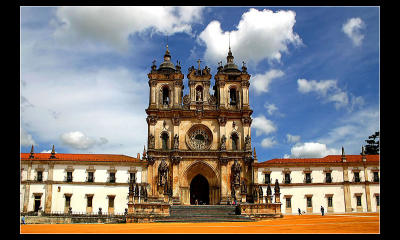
[328,197,333,207]
[354,172,360,182]
[65,195,71,208]
[264,173,271,184]
[284,173,291,184]
[161,132,169,150]
[130,172,136,183]
[231,133,239,150]
[229,88,237,105]
[109,172,116,183]
[286,197,292,208]
[307,197,312,208]
[162,87,169,105]
[66,171,73,182]
[109,196,115,208]
[305,173,312,183]
[325,172,332,183]
[87,172,94,182]
[356,196,362,206]
[373,172,379,182]
[37,171,43,182]
[376,195,380,206]
[87,196,93,207]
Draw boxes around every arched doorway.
[190,174,209,205]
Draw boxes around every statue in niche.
[173,134,179,149]
[241,180,247,194]
[158,158,168,186]
[148,134,155,149]
[244,135,251,151]
[274,179,280,194]
[196,88,203,102]
[220,135,227,150]
[231,159,242,185]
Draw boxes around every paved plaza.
[20,212,379,234]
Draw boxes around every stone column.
[44,162,54,213]
[343,165,352,212]
[23,162,32,212]
[363,165,372,212]
[219,157,229,204]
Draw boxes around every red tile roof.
[255,155,379,166]
[21,153,143,163]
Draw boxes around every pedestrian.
[195,199,198,205]
[298,208,302,215]
[21,216,25,224]
[321,206,325,216]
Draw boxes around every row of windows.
[264,171,379,184]
[28,171,136,184]
[285,195,380,209]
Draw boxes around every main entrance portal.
[190,174,209,205]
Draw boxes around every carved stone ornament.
[241,81,250,87]
[147,156,155,165]
[148,134,155,149]
[243,156,254,165]
[218,117,227,126]
[146,116,158,126]
[274,179,280,194]
[259,185,264,198]
[172,117,181,126]
[219,157,228,165]
[240,180,247,194]
[208,95,217,105]
[242,117,252,126]
[185,124,213,150]
[171,156,182,165]
[183,94,190,106]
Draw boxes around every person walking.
[321,206,325,216]
[21,215,25,224]
[298,208,302,215]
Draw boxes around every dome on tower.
[158,45,176,71]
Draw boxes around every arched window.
[231,133,239,150]
[161,132,169,150]
[196,85,203,102]
[162,86,169,106]
[230,88,237,105]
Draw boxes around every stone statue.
[134,183,139,197]
[258,186,263,198]
[173,134,179,149]
[244,135,251,151]
[231,159,242,185]
[253,187,258,202]
[267,183,272,196]
[158,158,168,186]
[148,134,155,149]
[140,185,145,197]
[274,179,280,193]
[220,135,227,150]
[241,180,247,194]
[196,88,203,101]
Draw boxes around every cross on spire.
[197,59,202,70]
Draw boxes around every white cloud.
[60,131,106,150]
[264,103,278,115]
[53,6,205,52]
[252,69,284,94]
[198,8,302,66]
[261,137,277,148]
[286,134,301,143]
[289,142,340,158]
[342,17,365,46]
[21,128,36,147]
[252,115,277,136]
[297,78,364,111]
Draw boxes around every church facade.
[20,46,379,216]
[144,46,255,205]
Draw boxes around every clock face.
[186,124,213,150]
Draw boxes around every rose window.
[186,125,213,150]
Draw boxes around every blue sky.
[20,6,379,161]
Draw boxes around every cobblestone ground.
[20,212,379,234]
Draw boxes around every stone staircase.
[154,205,255,223]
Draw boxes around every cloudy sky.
[20,6,379,161]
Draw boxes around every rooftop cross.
[197,59,202,70]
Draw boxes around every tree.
[363,131,379,155]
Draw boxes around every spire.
[143,145,147,159]
[361,145,366,162]
[341,146,346,162]
[253,147,258,163]
[227,32,234,63]
[49,145,56,159]
[29,145,35,159]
